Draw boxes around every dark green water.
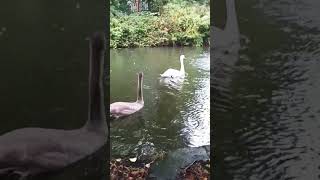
[214,0,320,179]
[0,0,105,132]
[0,1,106,179]
[110,47,210,159]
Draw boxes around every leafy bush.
[110,2,210,48]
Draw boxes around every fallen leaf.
[145,163,150,168]
[129,157,137,162]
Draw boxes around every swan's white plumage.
[160,68,183,78]
[160,55,185,78]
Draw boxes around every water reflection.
[182,54,210,147]
[181,74,210,147]
[214,0,320,179]
[159,77,184,91]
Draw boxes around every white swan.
[160,55,185,78]
[110,72,144,119]
[0,32,107,179]
[213,0,239,49]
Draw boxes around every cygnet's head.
[90,32,106,52]
[138,72,144,79]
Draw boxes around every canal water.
[213,0,320,179]
[110,47,210,160]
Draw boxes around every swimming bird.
[160,55,185,78]
[110,72,144,119]
[0,32,107,179]
[212,0,240,110]
[213,0,239,50]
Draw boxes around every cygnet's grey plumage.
[0,32,108,178]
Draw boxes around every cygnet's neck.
[85,33,107,133]
[136,74,144,103]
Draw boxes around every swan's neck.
[136,75,143,103]
[180,59,185,74]
[225,0,238,34]
[85,34,107,132]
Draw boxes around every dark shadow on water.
[110,112,145,129]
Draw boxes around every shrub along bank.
[110,2,210,48]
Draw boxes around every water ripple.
[214,0,320,179]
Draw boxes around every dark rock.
[149,145,210,179]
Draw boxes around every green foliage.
[110,2,210,48]
[110,0,128,16]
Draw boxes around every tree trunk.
[137,0,141,12]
